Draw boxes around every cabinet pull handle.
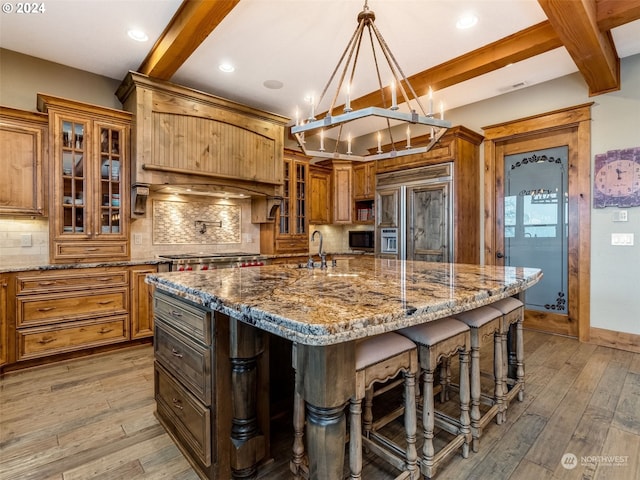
[38,336,56,345]
[86,248,99,252]
[172,398,183,410]
[38,281,55,286]
[98,327,113,334]
[97,277,112,282]
[37,307,56,312]
[171,348,183,358]
[97,300,114,305]
[170,310,183,318]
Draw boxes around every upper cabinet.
[0,107,48,216]
[309,165,331,225]
[38,95,132,263]
[116,72,288,198]
[260,149,309,254]
[353,161,376,200]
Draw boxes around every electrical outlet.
[20,234,32,247]
[134,233,143,245]
[611,233,634,246]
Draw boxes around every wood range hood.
[116,72,288,218]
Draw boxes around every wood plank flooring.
[1,330,639,479]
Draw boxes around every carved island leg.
[229,319,265,480]
[296,342,356,480]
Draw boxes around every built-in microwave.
[349,230,374,251]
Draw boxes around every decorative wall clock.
[593,147,640,208]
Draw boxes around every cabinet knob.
[496,251,505,259]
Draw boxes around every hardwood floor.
[1,330,639,479]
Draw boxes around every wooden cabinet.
[0,275,7,367]
[130,266,156,339]
[260,149,309,254]
[332,161,353,224]
[309,165,331,225]
[14,267,130,361]
[353,161,376,200]
[0,107,47,216]
[353,161,376,223]
[37,94,131,263]
[154,291,264,479]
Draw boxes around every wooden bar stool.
[491,297,525,420]
[398,317,471,479]
[452,306,503,452]
[290,332,420,480]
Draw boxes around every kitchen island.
[146,257,542,480]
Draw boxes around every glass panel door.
[61,121,85,234]
[99,127,121,235]
[504,147,568,313]
[295,162,306,234]
[280,159,291,234]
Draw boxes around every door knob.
[496,251,504,259]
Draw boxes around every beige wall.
[0,48,122,111]
[1,49,639,336]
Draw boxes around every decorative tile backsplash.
[153,200,241,244]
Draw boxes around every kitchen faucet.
[311,230,327,269]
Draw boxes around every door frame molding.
[482,103,593,342]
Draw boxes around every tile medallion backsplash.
[153,200,241,244]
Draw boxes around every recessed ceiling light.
[456,14,478,29]
[263,80,284,90]
[127,29,148,42]
[218,63,235,73]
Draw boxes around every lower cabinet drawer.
[155,362,212,467]
[154,292,211,345]
[17,315,129,360]
[155,321,211,405]
[17,288,128,327]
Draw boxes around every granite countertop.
[0,258,169,274]
[146,256,542,346]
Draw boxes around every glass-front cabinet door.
[97,124,122,237]
[40,94,131,263]
[61,119,87,234]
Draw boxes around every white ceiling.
[2,0,639,138]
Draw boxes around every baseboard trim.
[589,327,640,354]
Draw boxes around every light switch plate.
[20,234,32,247]
[613,210,628,222]
[611,233,634,246]
[134,233,143,245]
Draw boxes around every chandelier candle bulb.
[345,84,352,112]
[428,87,433,115]
[391,80,398,110]
[347,134,352,155]
[377,131,382,153]
[406,126,411,148]
[309,95,315,120]
[319,129,325,151]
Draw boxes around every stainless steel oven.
[157,253,268,271]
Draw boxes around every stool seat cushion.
[356,332,416,371]
[454,306,501,328]
[398,317,469,347]
[490,297,523,314]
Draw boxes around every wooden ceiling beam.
[344,21,563,114]
[596,0,640,31]
[137,0,240,80]
[538,0,619,96]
